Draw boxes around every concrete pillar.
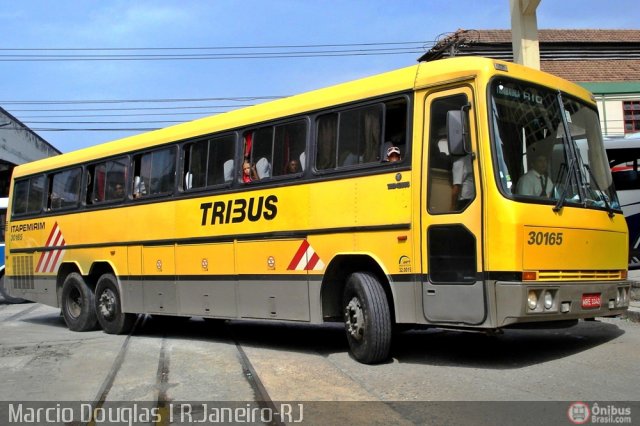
[510,0,541,69]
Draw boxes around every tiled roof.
[421,29,640,83]
[541,60,640,82]
[470,29,640,43]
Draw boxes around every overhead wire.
[2,40,434,133]
[0,41,434,61]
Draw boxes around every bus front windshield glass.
[490,78,619,211]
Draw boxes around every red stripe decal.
[288,240,309,270]
[306,252,320,270]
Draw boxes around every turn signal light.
[523,271,537,281]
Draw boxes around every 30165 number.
[527,231,563,246]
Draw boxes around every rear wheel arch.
[88,261,119,289]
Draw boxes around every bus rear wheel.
[95,274,136,335]
[61,273,98,331]
[342,272,392,364]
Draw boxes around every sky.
[0,0,637,153]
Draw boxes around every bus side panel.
[122,246,144,313]
[141,245,176,314]
[236,239,310,321]
[175,243,237,318]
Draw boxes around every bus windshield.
[490,78,619,212]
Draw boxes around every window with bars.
[623,100,640,133]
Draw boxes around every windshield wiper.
[582,163,615,218]
[553,158,575,213]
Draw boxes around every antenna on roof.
[418,29,476,62]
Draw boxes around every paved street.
[0,298,639,425]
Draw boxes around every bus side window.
[133,147,175,198]
[316,114,338,170]
[182,135,235,190]
[132,153,148,198]
[48,168,82,210]
[252,127,273,179]
[210,135,236,184]
[338,105,382,166]
[315,97,407,171]
[273,120,307,176]
[183,140,208,190]
[382,98,408,162]
[11,179,30,215]
[105,158,127,201]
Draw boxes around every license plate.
[582,293,601,309]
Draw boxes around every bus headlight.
[544,291,554,310]
[528,290,539,310]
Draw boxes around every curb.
[623,306,640,323]
[623,277,640,323]
[631,280,640,302]
[624,280,640,322]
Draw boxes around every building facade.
[0,107,60,197]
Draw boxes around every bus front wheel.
[95,274,136,335]
[342,272,392,364]
[61,273,98,331]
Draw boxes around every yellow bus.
[6,57,631,363]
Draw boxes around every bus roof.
[605,134,640,150]
[13,56,595,178]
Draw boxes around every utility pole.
[510,0,541,69]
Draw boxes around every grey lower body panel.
[122,276,317,322]
[6,276,58,307]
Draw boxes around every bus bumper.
[495,280,631,327]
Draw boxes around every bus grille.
[12,256,35,290]
[537,270,623,281]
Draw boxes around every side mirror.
[447,105,471,156]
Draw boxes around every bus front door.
[421,88,486,325]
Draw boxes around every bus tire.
[95,274,136,335]
[61,273,98,332]
[342,272,392,364]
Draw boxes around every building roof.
[541,60,640,82]
[468,29,640,44]
[419,29,640,83]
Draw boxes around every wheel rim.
[66,287,82,319]
[345,296,365,341]
[98,288,117,321]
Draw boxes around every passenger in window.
[241,160,256,183]
[286,159,301,174]
[113,183,125,199]
[385,146,401,162]
[516,154,554,197]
